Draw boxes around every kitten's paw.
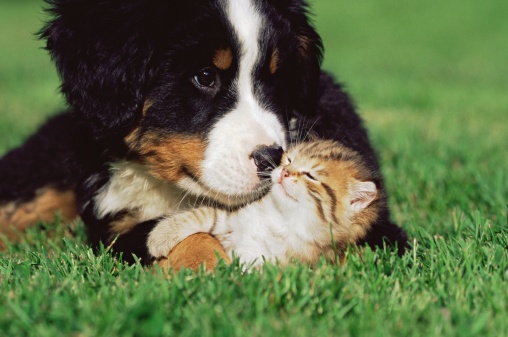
[147,219,186,258]
[232,249,264,272]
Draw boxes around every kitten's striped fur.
[148,140,382,269]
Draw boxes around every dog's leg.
[109,219,230,271]
[0,112,80,248]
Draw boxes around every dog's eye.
[193,68,218,88]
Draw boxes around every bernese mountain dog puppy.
[0,0,408,267]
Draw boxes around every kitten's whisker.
[295,118,306,144]
[291,117,306,145]
[256,152,278,169]
[175,189,193,211]
[303,116,322,142]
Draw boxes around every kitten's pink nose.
[279,169,290,184]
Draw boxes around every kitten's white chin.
[271,184,298,203]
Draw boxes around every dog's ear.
[40,0,155,138]
[267,0,294,11]
[271,0,323,115]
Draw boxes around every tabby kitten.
[148,140,383,269]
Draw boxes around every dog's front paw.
[147,219,186,258]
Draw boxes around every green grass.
[1,0,507,336]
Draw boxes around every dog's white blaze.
[200,0,286,200]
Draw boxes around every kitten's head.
[270,140,382,245]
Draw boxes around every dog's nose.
[251,145,284,174]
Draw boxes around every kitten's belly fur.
[217,199,319,267]
[148,187,332,268]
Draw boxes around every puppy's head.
[42,0,323,206]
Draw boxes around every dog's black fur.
[0,0,408,263]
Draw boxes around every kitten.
[147,140,383,269]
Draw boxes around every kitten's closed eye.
[304,172,317,181]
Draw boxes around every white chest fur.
[94,161,197,221]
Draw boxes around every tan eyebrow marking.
[269,48,279,74]
[142,99,153,116]
[213,48,233,70]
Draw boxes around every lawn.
[1,0,507,336]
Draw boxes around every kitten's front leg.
[147,207,223,259]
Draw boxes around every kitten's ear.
[350,181,377,212]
